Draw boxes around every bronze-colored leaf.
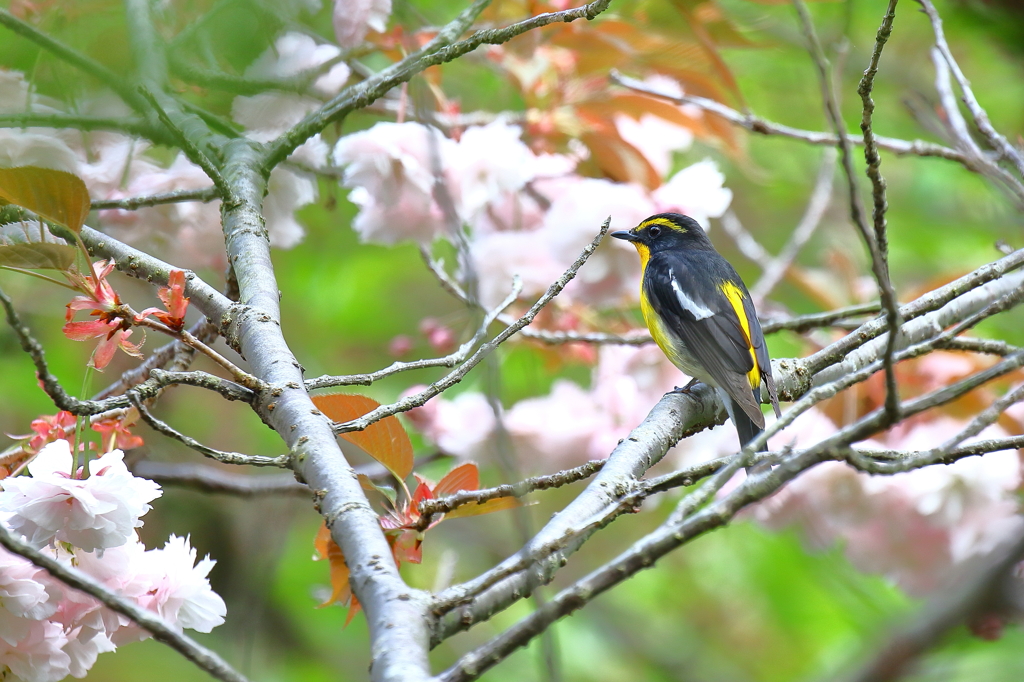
[312,393,414,483]
[0,167,90,233]
[433,462,480,497]
[443,496,522,520]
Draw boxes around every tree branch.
[416,460,606,527]
[129,461,309,496]
[608,70,968,165]
[0,113,168,142]
[263,0,613,168]
[917,0,1024,180]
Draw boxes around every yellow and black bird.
[612,213,780,451]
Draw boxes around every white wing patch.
[671,273,715,320]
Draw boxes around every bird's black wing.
[644,253,765,427]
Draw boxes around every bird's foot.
[671,378,701,395]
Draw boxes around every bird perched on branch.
[612,213,780,452]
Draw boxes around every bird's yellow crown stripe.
[720,281,761,389]
[638,217,686,233]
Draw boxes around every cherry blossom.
[333,0,391,48]
[0,550,58,648]
[614,113,694,178]
[112,535,226,639]
[447,121,558,226]
[471,230,564,308]
[0,620,70,682]
[652,158,733,227]
[333,122,452,245]
[404,389,496,460]
[0,440,161,552]
[540,178,655,306]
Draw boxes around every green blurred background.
[2,0,1024,679]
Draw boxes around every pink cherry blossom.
[112,535,226,641]
[333,0,391,48]
[506,380,605,468]
[0,619,70,682]
[540,178,656,306]
[0,440,161,552]
[242,32,351,98]
[333,122,452,245]
[448,121,555,226]
[652,159,733,227]
[614,113,694,178]
[403,389,496,460]
[471,230,564,308]
[0,549,58,648]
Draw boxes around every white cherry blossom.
[0,440,161,552]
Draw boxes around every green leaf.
[0,221,76,271]
[0,166,90,233]
[0,243,76,270]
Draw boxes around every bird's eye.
[649,226,662,238]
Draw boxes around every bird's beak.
[610,230,639,242]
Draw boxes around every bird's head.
[610,213,713,257]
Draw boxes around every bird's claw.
[671,378,701,395]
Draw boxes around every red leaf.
[0,167,90,233]
[312,394,414,483]
[433,462,480,497]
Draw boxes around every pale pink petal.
[333,0,392,48]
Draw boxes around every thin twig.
[609,70,968,165]
[0,524,250,682]
[305,276,523,390]
[331,221,610,434]
[417,460,606,526]
[135,87,234,203]
[129,392,289,467]
[857,0,903,422]
[792,0,903,426]
[918,0,1024,180]
[91,187,219,210]
[130,461,309,496]
[0,113,167,142]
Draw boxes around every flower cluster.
[0,440,225,681]
[406,344,686,468]
[332,119,732,309]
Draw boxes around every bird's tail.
[731,390,771,476]
[732,399,766,453]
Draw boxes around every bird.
[612,212,780,453]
